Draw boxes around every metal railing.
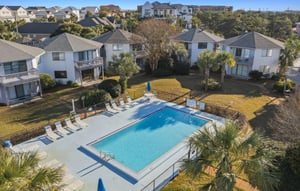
[74,57,103,70]
[234,57,254,65]
[0,69,39,85]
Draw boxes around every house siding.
[190,42,215,65]
[104,43,130,67]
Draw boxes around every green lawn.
[0,74,279,144]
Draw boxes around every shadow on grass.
[249,98,277,137]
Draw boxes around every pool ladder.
[99,151,115,161]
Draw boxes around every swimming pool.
[91,106,209,174]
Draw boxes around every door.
[81,69,94,81]
[15,84,25,98]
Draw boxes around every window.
[78,51,85,61]
[52,52,65,61]
[235,48,242,57]
[262,49,272,57]
[54,71,67,78]
[243,49,250,58]
[259,65,270,74]
[3,61,27,74]
[198,42,207,49]
[112,44,123,51]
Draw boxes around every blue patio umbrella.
[147,81,151,92]
[97,178,106,191]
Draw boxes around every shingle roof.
[0,39,44,63]
[18,23,59,34]
[176,29,224,42]
[93,29,143,44]
[219,32,284,49]
[77,17,114,27]
[39,33,103,52]
[6,6,22,10]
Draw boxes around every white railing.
[74,57,103,70]
[0,69,39,85]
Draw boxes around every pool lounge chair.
[105,102,119,114]
[110,100,123,111]
[44,125,61,141]
[126,95,138,106]
[65,118,82,131]
[62,179,84,191]
[55,122,71,136]
[119,97,130,109]
[74,115,88,128]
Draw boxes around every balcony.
[74,57,103,71]
[234,57,254,65]
[0,69,40,86]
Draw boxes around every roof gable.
[176,29,224,42]
[220,32,284,49]
[0,39,44,63]
[93,29,143,44]
[39,33,103,52]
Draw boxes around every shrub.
[158,57,174,71]
[248,70,263,80]
[79,89,112,107]
[144,63,152,75]
[190,64,199,70]
[152,68,173,77]
[174,62,190,75]
[66,80,73,86]
[271,73,281,81]
[40,73,56,90]
[72,82,79,87]
[119,79,127,93]
[200,78,221,90]
[98,79,121,98]
[273,79,295,93]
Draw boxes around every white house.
[62,6,80,21]
[0,6,14,21]
[80,6,99,20]
[219,32,284,78]
[6,6,30,22]
[38,33,104,85]
[93,29,145,68]
[0,39,44,105]
[175,29,224,65]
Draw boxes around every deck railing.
[74,57,103,70]
[0,69,39,85]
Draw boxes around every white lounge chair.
[74,115,88,128]
[126,95,138,106]
[105,102,119,114]
[55,122,71,136]
[119,97,130,109]
[44,125,61,141]
[65,118,81,131]
[62,179,84,191]
[110,100,123,111]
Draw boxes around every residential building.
[77,16,115,28]
[100,4,121,16]
[0,39,44,105]
[80,6,99,20]
[18,22,60,44]
[0,5,29,22]
[38,33,104,85]
[62,6,80,21]
[219,32,284,78]
[175,29,224,65]
[93,29,145,68]
[296,22,300,35]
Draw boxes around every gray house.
[0,39,44,105]
[175,29,224,65]
[220,32,284,78]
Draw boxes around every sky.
[1,0,299,11]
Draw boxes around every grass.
[0,74,279,140]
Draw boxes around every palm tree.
[0,148,63,191]
[184,122,280,191]
[108,52,140,93]
[216,52,236,87]
[197,50,218,92]
[279,37,300,75]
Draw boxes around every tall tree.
[0,148,63,190]
[216,52,236,87]
[135,18,177,71]
[197,50,218,92]
[108,52,140,92]
[184,122,280,191]
[279,37,300,75]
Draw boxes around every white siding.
[252,49,281,74]
[190,42,215,65]
[104,43,130,67]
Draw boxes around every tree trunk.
[221,64,225,88]
[205,67,209,92]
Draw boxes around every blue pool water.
[91,107,208,172]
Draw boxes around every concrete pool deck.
[13,98,224,191]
